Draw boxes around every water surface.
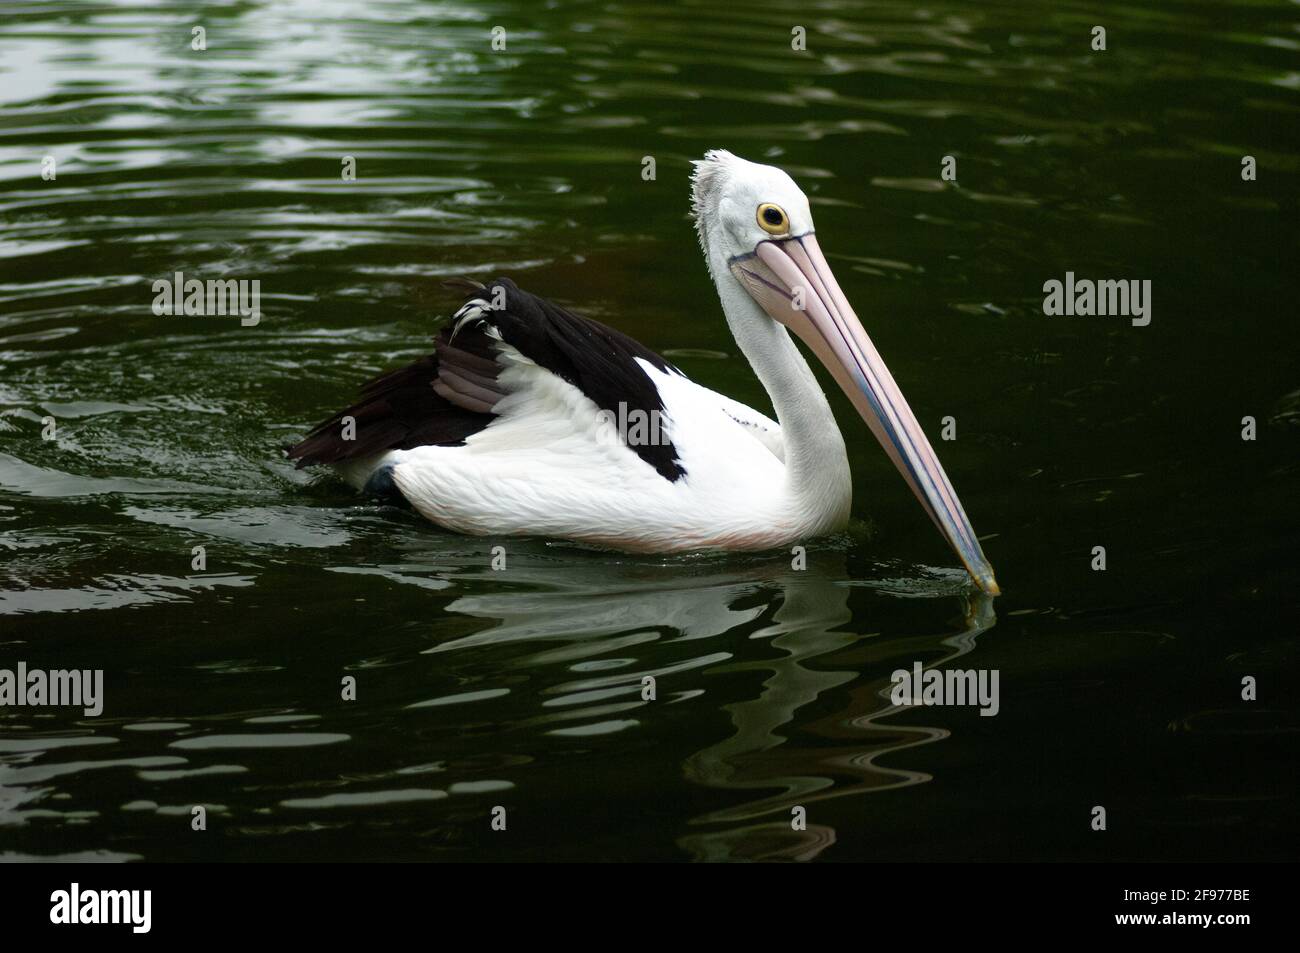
[1,0,1297,861]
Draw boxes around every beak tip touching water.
[975,568,1001,598]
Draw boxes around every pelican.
[288,150,999,595]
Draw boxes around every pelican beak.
[730,233,1000,596]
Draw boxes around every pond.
[1,0,1297,861]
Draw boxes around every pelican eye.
[757,203,789,235]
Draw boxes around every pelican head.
[691,150,999,596]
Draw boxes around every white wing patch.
[449,298,503,342]
[716,395,784,462]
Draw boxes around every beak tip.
[970,566,1000,597]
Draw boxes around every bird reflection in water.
[680,561,996,862]
[425,546,996,862]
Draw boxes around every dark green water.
[1,0,1297,862]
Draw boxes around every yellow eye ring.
[756,203,789,235]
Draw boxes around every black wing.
[287,277,686,482]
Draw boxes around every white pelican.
[289,150,999,595]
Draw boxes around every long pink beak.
[730,233,999,596]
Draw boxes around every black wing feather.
[287,277,686,481]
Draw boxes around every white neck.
[709,258,852,529]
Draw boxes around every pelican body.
[289,151,999,595]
